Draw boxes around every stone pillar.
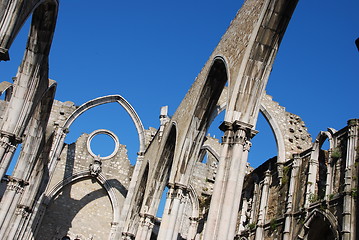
[135,214,155,240]
[304,149,319,209]
[47,127,67,177]
[325,148,333,201]
[173,192,188,239]
[0,177,28,237]
[342,119,358,240]
[254,170,271,240]
[249,182,259,223]
[4,204,30,239]
[187,217,199,240]
[238,196,249,233]
[109,222,119,240]
[122,232,135,240]
[120,153,145,233]
[20,200,47,240]
[204,121,255,240]
[0,132,19,178]
[283,156,300,240]
[158,184,188,240]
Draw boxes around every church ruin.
[0,0,357,239]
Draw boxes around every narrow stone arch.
[200,144,220,162]
[174,57,228,184]
[62,94,146,153]
[0,81,13,101]
[122,162,150,235]
[309,130,336,200]
[186,184,200,240]
[312,130,335,161]
[0,0,59,181]
[297,209,340,240]
[212,100,286,167]
[259,104,286,164]
[215,92,311,168]
[188,185,200,219]
[0,0,59,60]
[193,57,228,132]
[145,123,177,216]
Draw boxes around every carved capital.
[0,130,22,145]
[121,232,135,240]
[219,121,234,132]
[243,140,252,151]
[139,213,155,229]
[6,176,29,193]
[15,204,31,218]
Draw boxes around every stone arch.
[188,185,200,219]
[144,123,177,216]
[0,0,59,60]
[0,81,13,101]
[125,162,150,234]
[297,209,340,240]
[0,80,58,239]
[0,0,58,148]
[259,104,286,164]
[43,170,121,239]
[214,92,312,167]
[212,100,286,172]
[312,131,335,162]
[310,130,336,199]
[185,184,200,240]
[62,95,146,153]
[193,56,228,132]
[45,171,120,223]
[175,57,228,183]
[200,144,220,162]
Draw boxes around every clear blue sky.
[1,0,358,168]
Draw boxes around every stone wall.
[37,131,134,239]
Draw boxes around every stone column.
[342,119,358,240]
[157,184,188,240]
[135,214,155,240]
[0,132,19,178]
[120,153,145,232]
[283,156,300,240]
[325,148,333,201]
[0,177,28,236]
[4,204,30,239]
[187,217,199,240]
[122,232,135,240]
[254,170,271,240]
[304,149,319,209]
[204,121,255,240]
[238,196,249,233]
[249,182,259,223]
[20,200,47,240]
[173,188,188,239]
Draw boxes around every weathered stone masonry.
[0,0,357,240]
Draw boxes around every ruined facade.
[0,0,357,240]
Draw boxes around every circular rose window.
[86,129,119,160]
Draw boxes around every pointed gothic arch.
[144,123,177,216]
[62,95,146,153]
[297,209,340,240]
[40,170,121,240]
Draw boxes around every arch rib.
[62,95,146,153]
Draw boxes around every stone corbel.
[15,204,31,218]
[121,232,135,240]
[139,213,155,229]
[6,176,29,194]
[0,130,22,145]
